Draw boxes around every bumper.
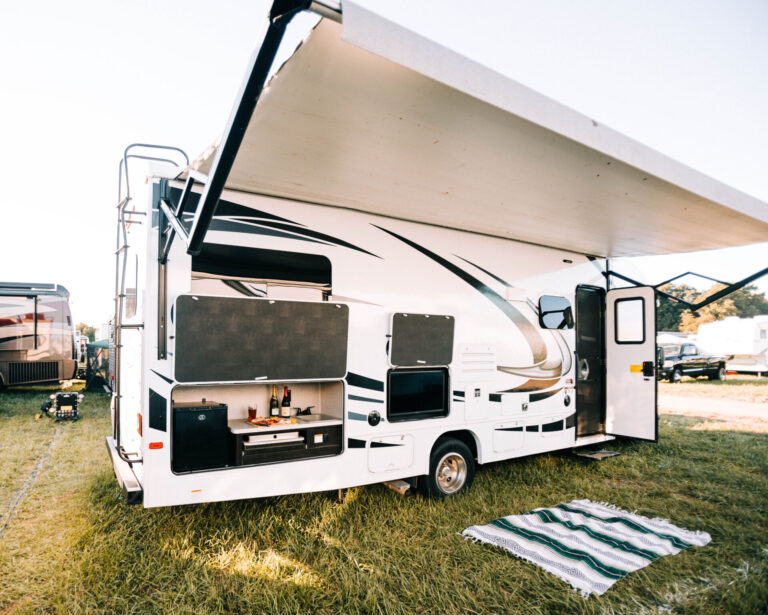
[105,436,143,505]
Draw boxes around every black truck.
[657,342,727,382]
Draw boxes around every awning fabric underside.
[187,17,768,258]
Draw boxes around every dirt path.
[659,394,768,432]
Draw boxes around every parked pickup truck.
[657,342,728,382]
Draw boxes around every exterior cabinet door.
[605,287,657,441]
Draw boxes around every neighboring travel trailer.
[0,282,76,388]
[698,316,768,374]
[107,1,768,507]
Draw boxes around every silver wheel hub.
[435,453,467,494]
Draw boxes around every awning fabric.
[187,15,768,258]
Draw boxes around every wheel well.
[436,430,479,460]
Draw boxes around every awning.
[186,12,768,258]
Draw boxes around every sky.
[0,0,766,326]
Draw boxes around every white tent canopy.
[187,11,768,258]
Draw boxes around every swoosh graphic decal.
[499,378,561,393]
[249,220,381,259]
[456,255,573,377]
[168,187,378,257]
[497,364,562,379]
[375,226,546,363]
[208,219,330,245]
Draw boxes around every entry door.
[605,287,657,441]
[575,285,605,437]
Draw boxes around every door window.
[614,297,645,344]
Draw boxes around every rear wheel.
[671,367,682,383]
[421,438,475,498]
[709,365,726,381]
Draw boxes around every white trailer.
[698,316,768,374]
[107,1,768,507]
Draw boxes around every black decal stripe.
[496,426,523,432]
[376,226,546,362]
[453,398,464,403]
[209,219,330,245]
[565,413,576,428]
[348,438,366,449]
[453,390,465,398]
[526,425,539,432]
[222,280,261,297]
[456,255,512,287]
[542,419,564,432]
[489,393,502,402]
[530,388,563,403]
[348,411,367,421]
[348,394,384,404]
[253,221,381,259]
[346,372,384,392]
[151,369,174,385]
[370,441,402,448]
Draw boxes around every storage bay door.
[605,286,657,441]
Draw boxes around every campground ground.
[0,377,766,614]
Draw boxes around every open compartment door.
[605,286,657,441]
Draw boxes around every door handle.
[578,358,590,381]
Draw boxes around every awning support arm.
[180,0,333,258]
[603,265,768,312]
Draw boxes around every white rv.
[107,1,768,507]
[698,316,768,375]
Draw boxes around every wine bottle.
[269,385,279,417]
[281,386,291,418]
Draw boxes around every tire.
[709,366,726,381]
[671,368,682,383]
[421,438,475,499]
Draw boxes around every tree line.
[657,284,768,333]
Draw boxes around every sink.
[296,414,329,423]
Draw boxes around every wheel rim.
[435,453,467,494]
[719,367,725,379]
[673,370,681,382]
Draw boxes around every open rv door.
[605,286,657,441]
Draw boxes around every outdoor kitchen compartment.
[232,420,342,466]
[172,401,228,473]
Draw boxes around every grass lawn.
[659,374,768,404]
[1,388,767,614]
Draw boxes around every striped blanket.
[462,499,710,597]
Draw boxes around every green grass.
[659,374,768,403]
[1,390,767,614]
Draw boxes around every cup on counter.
[248,405,258,421]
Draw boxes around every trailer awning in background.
[186,15,768,258]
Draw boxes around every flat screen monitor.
[388,368,449,422]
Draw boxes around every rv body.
[0,282,76,387]
[109,182,657,508]
[698,316,768,374]
[106,3,768,507]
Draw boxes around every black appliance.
[172,400,228,472]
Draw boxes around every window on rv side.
[538,295,574,330]
[614,297,645,344]
[387,368,449,422]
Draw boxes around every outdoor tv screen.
[388,369,448,421]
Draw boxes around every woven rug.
[462,499,711,596]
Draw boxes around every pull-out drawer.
[237,425,343,466]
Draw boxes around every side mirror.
[538,295,574,330]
